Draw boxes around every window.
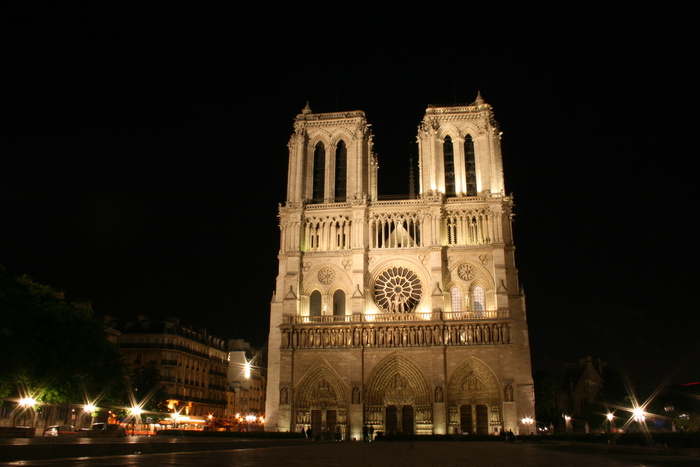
[335,140,347,201]
[310,290,322,316]
[333,290,345,316]
[464,135,476,196]
[472,286,485,311]
[444,136,455,197]
[312,142,325,203]
[451,287,462,312]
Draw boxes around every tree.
[534,371,559,429]
[0,266,126,409]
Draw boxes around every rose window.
[373,266,423,314]
[318,267,335,285]
[457,263,476,281]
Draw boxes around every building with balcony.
[265,95,535,439]
[112,316,230,425]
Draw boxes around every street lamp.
[84,404,96,428]
[130,406,143,436]
[521,417,534,435]
[17,397,37,429]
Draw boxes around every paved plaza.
[0,438,698,466]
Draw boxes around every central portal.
[311,409,337,441]
[385,405,414,435]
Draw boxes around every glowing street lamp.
[632,408,646,423]
[603,412,613,433]
[521,417,534,435]
[19,397,36,408]
[17,397,38,428]
[84,404,97,428]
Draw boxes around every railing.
[283,310,508,324]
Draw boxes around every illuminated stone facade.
[265,95,535,439]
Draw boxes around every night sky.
[4,5,697,394]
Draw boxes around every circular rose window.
[373,266,423,314]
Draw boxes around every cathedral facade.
[265,94,535,440]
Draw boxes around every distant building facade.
[227,339,267,427]
[265,96,535,439]
[110,316,230,426]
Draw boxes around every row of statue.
[280,323,511,349]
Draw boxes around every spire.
[473,91,485,105]
[302,101,312,114]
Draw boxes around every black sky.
[4,4,698,394]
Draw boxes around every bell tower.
[285,102,377,206]
[266,95,535,439]
[417,92,504,198]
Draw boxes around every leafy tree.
[0,266,126,408]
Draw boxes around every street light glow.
[19,397,36,407]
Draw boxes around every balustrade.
[280,319,511,350]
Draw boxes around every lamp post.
[17,397,37,431]
[84,404,96,429]
[632,407,646,432]
[521,417,534,435]
[130,406,143,436]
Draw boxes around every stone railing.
[283,310,508,325]
[279,319,511,350]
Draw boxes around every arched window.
[472,286,485,311]
[310,290,322,316]
[312,142,325,203]
[451,287,462,312]
[444,136,455,197]
[334,140,347,202]
[464,135,476,196]
[333,290,345,316]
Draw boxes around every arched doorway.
[364,353,432,435]
[294,364,349,440]
[447,357,502,435]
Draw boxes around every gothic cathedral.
[265,93,535,439]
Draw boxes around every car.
[43,425,79,437]
[88,422,127,438]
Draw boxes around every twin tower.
[265,94,535,439]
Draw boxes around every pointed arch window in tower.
[472,286,485,312]
[333,290,345,316]
[312,142,326,203]
[310,290,322,317]
[334,140,347,202]
[464,135,477,196]
[444,135,456,197]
